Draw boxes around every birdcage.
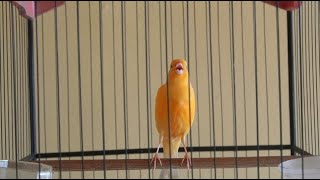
[0,1,319,179]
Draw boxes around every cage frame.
[1,0,314,175]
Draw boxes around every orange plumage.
[151,59,196,172]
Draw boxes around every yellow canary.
[151,59,196,173]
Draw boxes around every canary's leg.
[150,136,163,169]
[181,137,192,169]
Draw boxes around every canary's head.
[168,59,189,83]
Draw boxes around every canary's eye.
[171,65,173,68]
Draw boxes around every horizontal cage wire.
[0,0,319,179]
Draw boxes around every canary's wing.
[184,84,196,135]
[179,83,196,138]
[189,83,196,130]
[155,83,168,136]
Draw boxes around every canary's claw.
[150,153,162,170]
[181,153,192,170]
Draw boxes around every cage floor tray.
[279,156,320,179]
[0,160,52,179]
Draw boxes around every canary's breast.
[155,83,196,138]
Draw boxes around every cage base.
[33,156,303,171]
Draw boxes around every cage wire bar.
[0,1,31,160]
[0,1,33,179]
[1,0,320,179]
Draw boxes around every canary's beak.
[175,63,184,75]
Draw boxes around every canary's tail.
[159,138,180,179]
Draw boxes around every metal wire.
[164,1,173,178]
[252,1,260,178]
[306,2,311,155]
[27,5,33,161]
[22,11,26,159]
[41,9,48,159]
[229,2,238,178]
[193,2,201,178]
[310,1,316,155]
[5,2,9,161]
[0,1,3,161]
[159,2,163,84]
[275,1,284,179]
[25,14,30,158]
[294,5,301,156]
[111,2,119,179]
[75,1,85,178]
[186,1,195,178]
[64,3,71,179]
[143,1,152,179]
[305,1,310,157]
[16,8,21,160]
[10,2,19,177]
[205,2,214,178]
[18,10,23,160]
[182,4,191,178]
[313,0,318,156]
[317,1,320,156]
[98,1,107,178]
[121,1,129,178]
[208,1,217,179]
[170,1,174,59]
[3,1,8,159]
[240,1,248,178]
[216,3,226,178]
[88,2,96,178]
[262,4,271,178]
[31,1,41,177]
[9,0,13,161]
[298,3,305,178]
[135,1,142,178]
[53,1,63,178]
[309,1,315,155]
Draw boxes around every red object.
[262,1,302,11]
[12,1,65,19]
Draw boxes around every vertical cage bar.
[27,19,37,160]
[0,1,3,160]
[287,11,296,156]
[253,1,260,178]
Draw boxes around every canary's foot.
[150,153,162,170]
[181,153,192,170]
